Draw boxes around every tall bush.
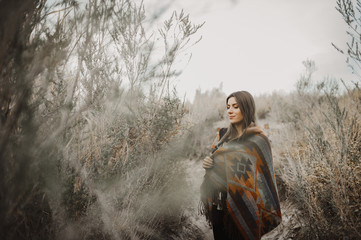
[274,62,361,239]
[0,0,203,239]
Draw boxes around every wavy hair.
[220,91,256,143]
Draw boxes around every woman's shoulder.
[243,126,271,149]
[245,124,265,136]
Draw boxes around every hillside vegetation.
[0,1,204,239]
[254,62,361,239]
[0,0,360,240]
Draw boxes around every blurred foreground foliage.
[0,0,204,239]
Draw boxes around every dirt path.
[184,159,213,240]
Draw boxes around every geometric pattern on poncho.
[208,133,282,240]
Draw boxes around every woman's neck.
[234,123,244,138]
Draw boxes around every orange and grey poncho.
[200,127,282,240]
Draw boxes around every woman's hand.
[202,156,214,169]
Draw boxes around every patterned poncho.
[200,127,282,240]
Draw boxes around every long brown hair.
[221,91,256,142]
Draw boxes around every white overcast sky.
[146,0,356,101]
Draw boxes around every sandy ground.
[184,159,214,240]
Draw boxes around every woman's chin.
[230,120,241,125]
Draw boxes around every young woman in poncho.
[200,91,282,240]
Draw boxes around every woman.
[200,91,282,240]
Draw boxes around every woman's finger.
[202,157,214,169]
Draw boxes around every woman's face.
[227,97,243,125]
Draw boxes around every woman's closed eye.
[227,104,238,109]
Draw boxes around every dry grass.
[0,1,204,239]
[2,0,360,239]
[260,76,361,239]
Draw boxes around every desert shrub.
[254,94,271,120]
[0,0,203,239]
[182,86,227,158]
[274,69,361,239]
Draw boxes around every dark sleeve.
[219,128,227,140]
